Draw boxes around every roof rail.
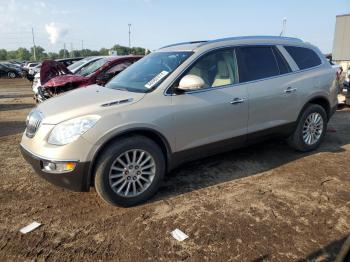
[159,40,208,50]
[199,36,303,46]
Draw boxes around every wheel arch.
[301,96,331,120]
[86,128,173,188]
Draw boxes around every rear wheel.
[288,104,327,152]
[94,136,165,207]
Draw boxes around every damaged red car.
[37,55,142,102]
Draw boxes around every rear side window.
[272,47,291,74]
[236,46,279,82]
[284,46,321,70]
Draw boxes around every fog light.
[42,161,77,173]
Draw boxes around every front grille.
[25,109,43,138]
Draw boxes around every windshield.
[106,51,192,93]
[77,58,107,77]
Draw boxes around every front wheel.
[8,72,16,78]
[94,136,165,207]
[288,104,327,152]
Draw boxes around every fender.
[84,126,173,189]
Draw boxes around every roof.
[159,36,304,52]
[336,13,350,17]
[104,55,143,62]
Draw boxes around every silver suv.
[21,36,338,206]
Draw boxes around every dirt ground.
[0,78,349,262]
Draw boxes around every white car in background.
[32,56,103,99]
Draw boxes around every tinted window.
[184,49,237,88]
[272,47,291,74]
[106,61,132,74]
[236,46,279,82]
[284,46,321,70]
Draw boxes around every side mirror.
[177,74,205,91]
[96,73,111,86]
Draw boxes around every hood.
[42,74,88,88]
[40,60,72,86]
[38,85,145,124]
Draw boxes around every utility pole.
[81,40,84,56]
[280,17,287,37]
[128,23,132,52]
[31,27,37,61]
[63,43,66,58]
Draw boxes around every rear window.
[284,46,321,70]
[236,46,280,82]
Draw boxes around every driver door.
[170,48,248,154]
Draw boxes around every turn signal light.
[42,161,77,173]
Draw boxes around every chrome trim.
[101,98,134,107]
[284,87,298,94]
[230,97,246,104]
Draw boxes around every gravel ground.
[0,78,349,262]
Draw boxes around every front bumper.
[20,145,91,192]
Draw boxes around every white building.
[332,14,350,74]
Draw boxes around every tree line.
[0,44,147,62]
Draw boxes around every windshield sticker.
[144,71,169,89]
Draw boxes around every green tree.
[111,44,129,55]
[58,49,69,58]
[131,46,146,55]
[0,49,7,60]
[16,47,31,61]
[71,50,82,58]
[47,52,59,60]
[30,46,47,61]
[99,48,109,56]
[7,50,17,60]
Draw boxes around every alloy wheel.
[109,149,156,197]
[302,112,324,145]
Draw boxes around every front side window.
[236,46,280,83]
[106,61,132,74]
[106,52,192,93]
[284,46,321,70]
[77,58,108,77]
[68,58,91,71]
[182,49,237,89]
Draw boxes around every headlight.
[48,115,101,145]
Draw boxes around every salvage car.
[35,55,141,102]
[32,56,103,100]
[0,63,22,78]
[21,36,338,206]
[26,58,84,82]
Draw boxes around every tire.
[288,104,327,152]
[8,72,16,78]
[94,135,165,207]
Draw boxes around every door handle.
[230,97,246,104]
[284,87,297,94]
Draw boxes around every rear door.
[236,45,298,134]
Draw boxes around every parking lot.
[0,78,349,261]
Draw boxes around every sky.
[0,0,349,54]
